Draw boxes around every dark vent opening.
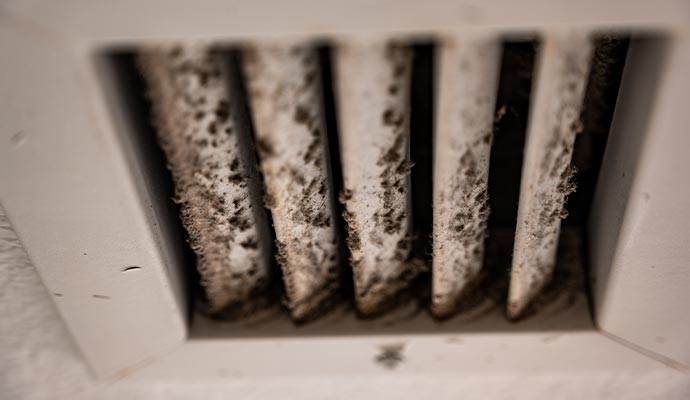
[317,43,355,311]
[565,37,630,227]
[484,40,538,303]
[217,48,283,320]
[408,42,436,309]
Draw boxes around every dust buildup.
[508,36,592,319]
[338,41,421,316]
[243,43,340,322]
[509,227,585,321]
[137,44,271,315]
[431,37,502,318]
[432,138,492,317]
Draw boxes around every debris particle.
[375,343,405,369]
[10,130,27,147]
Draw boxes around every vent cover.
[3,1,689,381]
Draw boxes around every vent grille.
[128,32,628,323]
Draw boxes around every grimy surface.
[243,42,340,322]
[508,33,593,319]
[432,34,502,318]
[336,39,420,316]
[138,44,272,315]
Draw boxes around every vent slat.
[335,40,419,316]
[432,35,502,318]
[508,33,593,319]
[137,45,272,314]
[243,42,341,321]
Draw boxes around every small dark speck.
[122,265,142,273]
[82,252,87,256]
[293,105,310,124]
[54,293,63,297]
[375,343,405,369]
[169,46,182,58]
[541,335,560,344]
[92,294,111,300]
[10,130,28,147]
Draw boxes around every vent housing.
[1,0,688,381]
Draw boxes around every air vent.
[3,0,688,383]
[112,32,630,324]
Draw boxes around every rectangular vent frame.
[1,0,688,380]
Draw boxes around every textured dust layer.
[508,33,593,319]
[432,35,502,318]
[138,44,271,315]
[337,40,422,316]
[243,42,340,322]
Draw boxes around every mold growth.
[432,139,492,317]
[137,44,272,316]
[510,227,585,321]
[508,34,593,319]
[336,40,423,316]
[432,35,502,318]
[243,42,340,322]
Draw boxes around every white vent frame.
[0,0,688,380]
